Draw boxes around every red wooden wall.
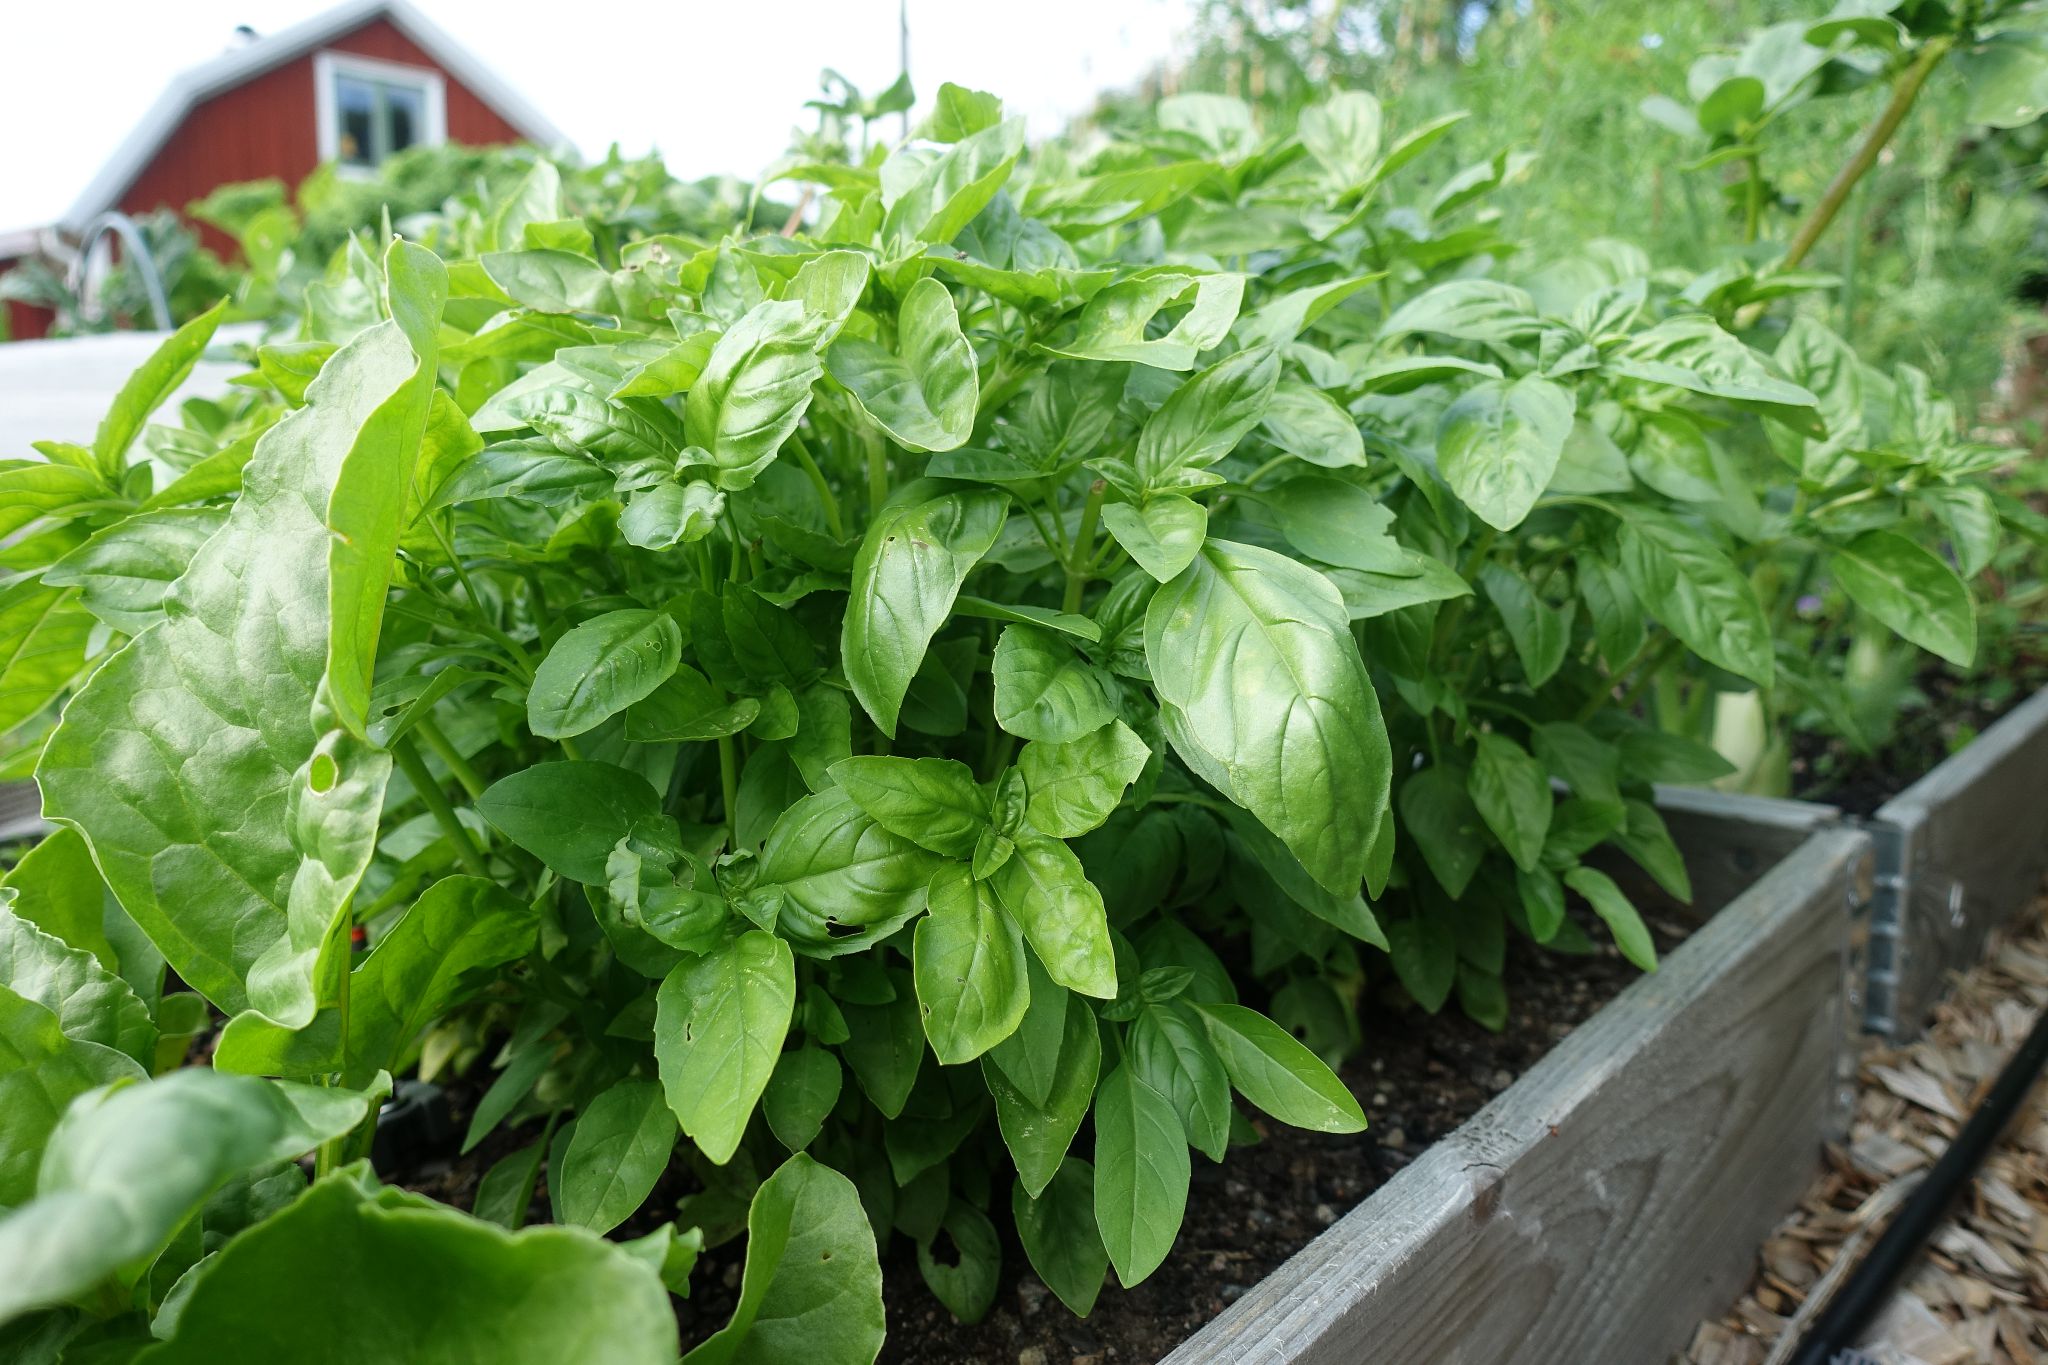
[119,16,525,253]
[4,15,527,340]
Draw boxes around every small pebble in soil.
[1314,1203,1336,1226]
[1016,1351,1046,1365]
[1383,1127,1406,1148]
[1221,1285,1246,1304]
[1017,1279,1047,1317]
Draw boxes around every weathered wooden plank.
[1166,824,1870,1365]
[1653,786,1839,920]
[1869,686,2048,1037]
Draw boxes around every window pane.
[383,83,423,155]
[336,76,376,166]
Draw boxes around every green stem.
[1062,481,1106,615]
[717,735,740,844]
[1741,152,1765,244]
[1781,37,1952,270]
[392,736,489,877]
[788,436,845,538]
[415,718,486,801]
[864,432,890,521]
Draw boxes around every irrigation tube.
[1784,1002,2048,1365]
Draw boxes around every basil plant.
[0,78,2011,1361]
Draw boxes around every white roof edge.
[59,0,571,234]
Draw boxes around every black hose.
[1785,1001,2048,1365]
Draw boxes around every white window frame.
[312,50,447,176]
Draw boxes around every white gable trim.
[60,0,569,233]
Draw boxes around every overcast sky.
[1,0,1194,233]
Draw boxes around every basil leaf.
[828,277,978,453]
[141,1169,679,1365]
[843,486,1007,737]
[528,609,684,740]
[1018,719,1151,839]
[1195,1002,1367,1133]
[992,624,1117,744]
[683,1154,884,1365]
[683,300,824,491]
[989,835,1116,1000]
[1013,1159,1109,1317]
[914,865,1028,1065]
[557,1078,678,1234]
[1145,540,1391,895]
[1468,733,1553,873]
[984,989,1100,1196]
[654,931,795,1165]
[762,1047,842,1152]
[1091,1064,1189,1288]
[1436,375,1574,531]
[830,756,989,859]
[1827,530,1976,668]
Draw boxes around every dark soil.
[1788,646,2048,815]
[416,901,1690,1365]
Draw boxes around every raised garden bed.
[1160,800,1868,1365]
[1135,685,2048,1365]
[1865,686,2048,1039]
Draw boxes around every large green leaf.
[1041,270,1244,370]
[827,277,978,452]
[42,508,227,637]
[479,760,676,886]
[681,1154,884,1365]
[914,865,1028,1064]
[40,307,434,1021]
[0,580,93,734]
[135,1171,678,1364]
[324,243,447,741]
[992,624,1116,744]
[1827,531,1976,667]
[842,486,1007,737]
[0,1069,375,1322]
[1299,90,1384,187]
[0,905,153,1065]
[0,986,142,1207]
[1145,540,1390,895]
[654,931,795,1164]
[528,609,684,739]
[1436,376,1574,531]
[683,300,824,490]
[829,756,988,859]
[984,989,1099,1196]
[1468,734,1553,873]
[756,790,944,957]
[1018,720,1151,839]
[1196,1003,1367,1133]
[557,1078,678,1234]
[91,301,229,478]
[1132,345,1280,487]
[1013,1159,1109,1317]
[1128,1002,1230,1162]
[1617,513,1773,687]
[988,835,1116,1000]
[1092,1064,1188,1288]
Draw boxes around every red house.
[2,0,565,340]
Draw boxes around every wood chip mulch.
[1682,887,2048,1365]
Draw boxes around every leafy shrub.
[0,63,2022,1361]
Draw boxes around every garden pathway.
[1682,887,2048,1365]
